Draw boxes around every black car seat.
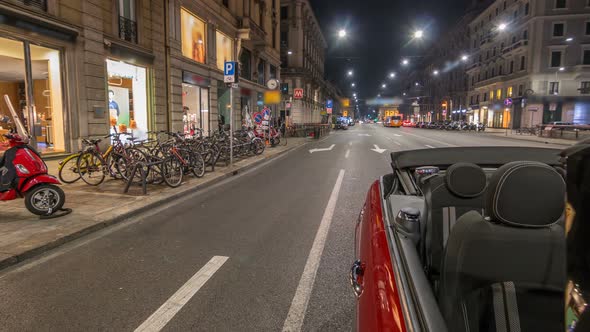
[438,161,566,332]
[421,162,487,288]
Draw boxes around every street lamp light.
[498,23,508,31]
[414,30,424,39]
[433,70,439,75]
[402,59,409,66]
[338,29,347,38]
[347,70,353,77]
[382,84,387,89]
[287,50,293,55]
[559,67,565,71]
[389,72,396,78]
[415,82,420,86]
[351,83,356,87]
[566,37,574,42]
[403,92,407,96]
[461,54,469,62]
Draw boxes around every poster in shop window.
[181,8,206,64]
[108,86,130,127]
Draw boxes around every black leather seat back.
[421,163,487,282]
[439,161,566,332]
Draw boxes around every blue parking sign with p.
[224,61,237,83]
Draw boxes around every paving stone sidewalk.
[0,138,311,269]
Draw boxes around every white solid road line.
[282,169,346,332]
[134,256,229,332]
[345,149,350,158]
[425,144,436,149]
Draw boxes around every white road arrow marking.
[393,134,403,137]
[371,144,387,154]
[309,144,335,153]
[358,134,371,137]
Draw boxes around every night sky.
[309,0,473,114]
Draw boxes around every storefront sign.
[263,90,281,105]
[182,71,211,87]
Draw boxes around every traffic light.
[281,83,289,95]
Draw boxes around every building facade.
[466,0,590,128]
[0,0,280,156]
[405,0,490,123]
[279,0,328,124]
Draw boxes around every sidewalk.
[0,137,311,270]
[483,128,576,146]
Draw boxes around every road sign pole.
[230,83,233,166]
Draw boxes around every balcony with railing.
[502,39,528,56]
[15,0,47,11]
[119,16,138,44]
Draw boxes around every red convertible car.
[352,147,566,332]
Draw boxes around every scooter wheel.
[25,184,66,216]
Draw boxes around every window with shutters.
[549,82,559,94]
[550,51,562,67]
[552,23,565,37]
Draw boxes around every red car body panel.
[355,180,407,332]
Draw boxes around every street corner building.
[279,0,340,125]
[0,0,281,157]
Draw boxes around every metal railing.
[119,16,138,44]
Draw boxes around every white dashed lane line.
[425,145,435,149]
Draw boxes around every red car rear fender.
[355,180,407,332]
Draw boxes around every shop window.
[549,81,560,95]
[216,31,234,71]
[550,51,562,67]
[181,8,206,64]
[118,0,137,43]
[552,23,565,37]
[182,84,209,135]
[0,38,65,155]
[107,59,148,141]
[581,81,590,94]
[240,48,251,80]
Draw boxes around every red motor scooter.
[0,95,70,217]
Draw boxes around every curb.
[0,141,309,271]
[486,133,575,146]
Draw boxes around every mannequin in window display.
[183,106,189,134]
[192,29,205,63]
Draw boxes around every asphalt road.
[0,125,564,332]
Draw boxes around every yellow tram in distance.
[383,109,402,128]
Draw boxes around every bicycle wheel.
[162,156,184,188]
[252,138,265,155]
[119,147,149,182]
[77,151,106,186]
[58,154,81,184]
[190,150,205,178]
